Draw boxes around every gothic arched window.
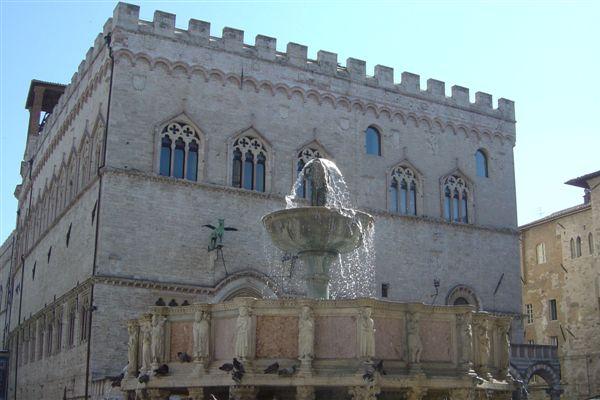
[576,236,582,257]
[389,165,418,215]
[158,122,201,181]
[231,135,268,192]
[570,238,576,259]
[475,149,488,178]
[442,175,470,223]
[296,147,323,198]
[365,126,381,156]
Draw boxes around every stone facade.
[520,171,600,399]
[2,3,521,399]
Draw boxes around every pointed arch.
[154,112,206,182]
[440,168,474,224]
[387,159,423,216]
[294,140,332,199]
[227,126,272,193]
[212,271,277,303]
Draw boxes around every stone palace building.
[520,171,600,399]
[0,3,523,399]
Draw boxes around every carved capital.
[296,386,315,400]
[230,385,257,400]
[348,385,381,400]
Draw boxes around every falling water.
[278,158,376,299]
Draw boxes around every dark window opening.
[549,299,558,321]
[91,201,97,224]
[47,247,52,263]
[32,262,37,280]
[453,297,469,305]
[173,138,185,179]
[256,153,266,192]
[381,283,389,298]
[187,140,199,181]
[475,149,489,177]
[232,148,242,188]
[242,151,254,190]
[159,135,172,176]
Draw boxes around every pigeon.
[110,372,124,387]
[232,369,244,383]
[155,298,166,306]
[233,358,245,373]
[177,352,192,362]
[168,299,179,307]
[219,363,234,372]
[182,300,190,306]
[374,359,386,375]
[362,370,374,382]
[278,365,297,377]
[138,374,150,384]
[264,362,279,374]
[154,364,169,376]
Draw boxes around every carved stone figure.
[298,306,314,361]
[457,312,474,371]
[358,307,375,359]
[348,385,381,400]
[127,321,139,375]
[476,319,491,377]
[497,321,510,378]
[151,314,166,364]
[140,320,152,373]
[193,310,210,360]
[235,306,251,359]
[407,312,422,366]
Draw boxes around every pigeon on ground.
[278,365,297,377]
[177,352,192,362]
[110,372,124,387]
[232,369,244,383]
[155,298,166,306]
[233,358,245,373]
[374,359,386,375]
[264,362,279,374]
[154,364,169,376]
[138,374,150,384]
[219,362,234,372]
[168,299,178,306]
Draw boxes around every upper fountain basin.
[262,207,374,255]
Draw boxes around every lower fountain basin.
[262,207,374,255]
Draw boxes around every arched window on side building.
[365,126,381,156]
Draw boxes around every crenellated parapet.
[107,2,515,122]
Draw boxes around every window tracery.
[442,175,470,223]
[296,147,323,199]
[389,165,418,215]
[231,135,267,192]
[159,122,200,181]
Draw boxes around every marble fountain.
[121,159,514,400]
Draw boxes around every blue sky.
[1,1,598,243]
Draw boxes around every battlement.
[109,3,515,121]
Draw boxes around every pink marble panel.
[169,322,193,362]
[213,317,236,360]
[420,320,453,362]
[256,316,298,358]
[315,316,356,359]
[374,317,404,360]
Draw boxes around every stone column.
[187,387,204,400]
[229,385,257,400]
[406,387,427,400]
[296,386,315,400]
[348,385,381,400]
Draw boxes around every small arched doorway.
[445,284,481,310]
[524,363,562,400]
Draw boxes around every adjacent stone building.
[520,170,600,399]
[1,3,522,399]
